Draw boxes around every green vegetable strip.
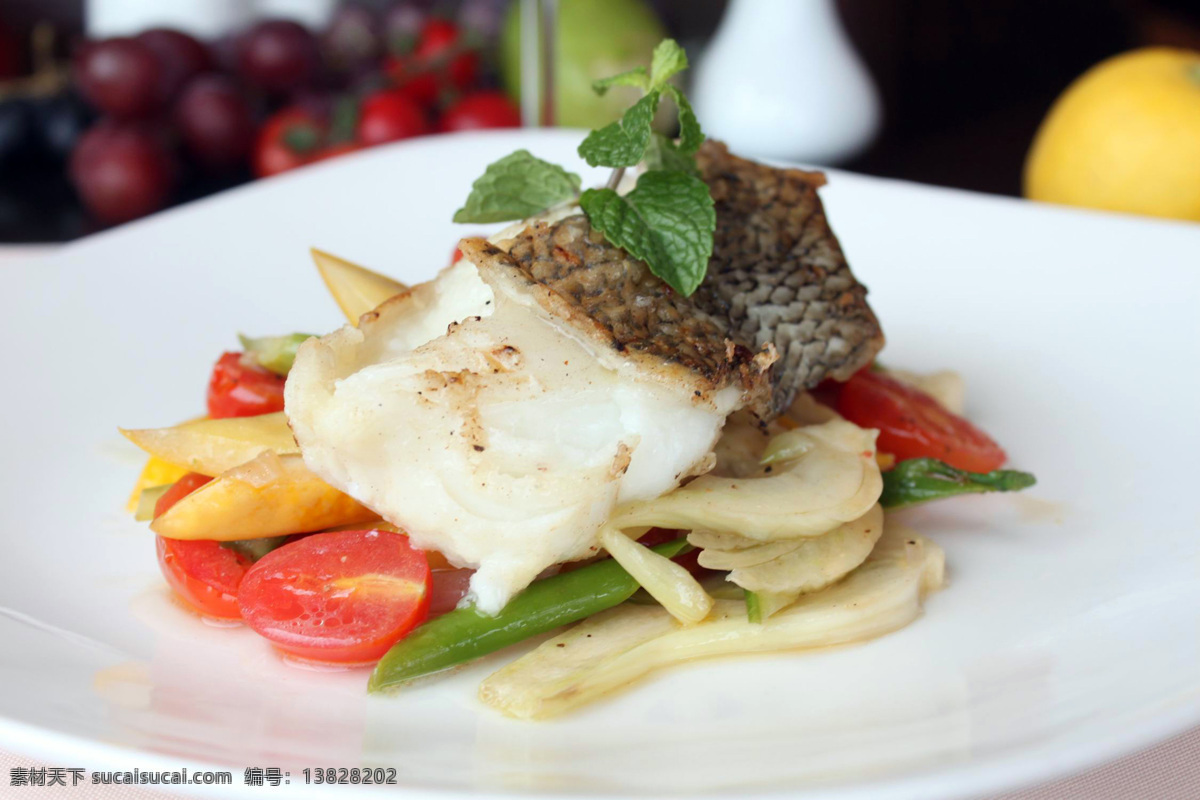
[238,333,314,376]
[134,485,172,521]
[220,536,290,562]
[744,590,763,624]
[368,539,690,692]
[880,458,1036,509]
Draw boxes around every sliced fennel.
[311,248,408,325]
[744,589,800,623]
[120,413,299,478]
[608,419,882,541]
[693,503,885,593]
[599,528,713,625]
[479,522,945,719]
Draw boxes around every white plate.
[1,130,1198,800]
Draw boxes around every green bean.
[881,458,1036,509]
[368,539,690,692]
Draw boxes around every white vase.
[692,0,882,165]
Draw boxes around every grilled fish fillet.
[286,143,882,613]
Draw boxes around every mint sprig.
[644,133,698,175]
[451,38,713,296]
[577,40,701,169]
[665,86,703,154]
[592,67,650,95]
[580,171,715,297]
[453,150,581,223]
[577,91,661,168]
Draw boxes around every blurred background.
[0,0,1198,242]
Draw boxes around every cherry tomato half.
[156,536,250,620]
[206,351,286,419]
[153,472,250,620]
[836,369,1007,473]
[238,529,432,664]
[154,471,212,518]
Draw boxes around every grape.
[288,88,334,123]
[31,92,95,162]
[210,33,241,75]
[323,5,380,72]
[73,38,163,117]
[175,76,254,168]
[0,98,35,170]
[69,120,175,223]
[458,0,507,41]
[237,20,319,92]
[136,28,212,99]
[0,22,21,80]
[383,3,426,55]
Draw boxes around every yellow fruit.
[1024,48,1200,222]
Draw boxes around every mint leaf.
[577,91,660,168]
[649,39,688,90]
[664,86,703,154]
[593,67,649,96]
[644,133,698,175]
[580,170,715,296]
[453,150,581,223]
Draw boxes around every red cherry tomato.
[414,18,477,92]
[383,55,439,107]
[253,107,323,178]
[152,472,248,620]
[440,91,521,132]
[357,90,428,146]
[238,529,432,664]
[384,18,477,106]
[836,369,1007,473]
[311,141,363,162]
[206,351,286,419]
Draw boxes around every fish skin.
[460,141,884,419]
[696,140,885,415]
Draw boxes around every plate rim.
[3,693,1198,800]
[4,128,1199,800]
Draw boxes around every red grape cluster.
[66,1,519,226]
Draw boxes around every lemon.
[1023,47,1200,222]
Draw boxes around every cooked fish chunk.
[288,223,761,613]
